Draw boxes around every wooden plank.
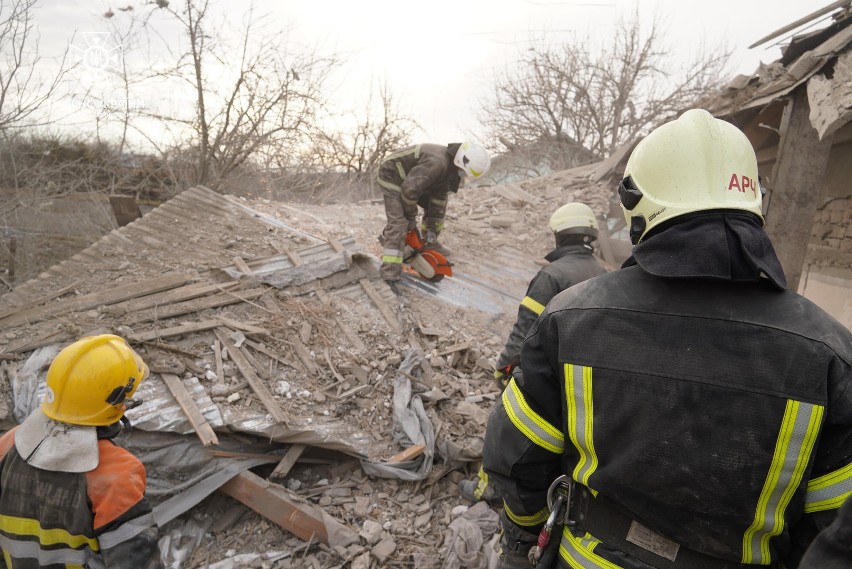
[270,444,308,479]
[243,339,301,371]
[388,444,426,463]
[213,316,270,336]
[436,341,470,357]
[359,278,401,334]
[129,287,267,324]
[0,280,82,321]
[160,373,219,446]
[213,339,225,384]
[314,288,366,351]
[129,319,221,343]
[327,236,345,253]
[764,89,833,291]
[288,337,319,375]
[0,272,193,328]
[215,329,288,424]
[101,281,240,316]
[219,470,330,545]
[271,242,304,267]
[232,256,253,275]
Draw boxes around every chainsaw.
[403,229,453,283]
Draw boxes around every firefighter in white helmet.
[0,334,163,568]
[482,109,852,568]
[376,142,491,286]
[460,201,608,504]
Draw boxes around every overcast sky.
[39,0,828,145]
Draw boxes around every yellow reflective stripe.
[559,527,620,568]
[382,145,419,162]
[742,400,823,565]
[504,503,549,527]
[377,178,402,192]
[430,197,447,206]
[565,364,599,488]
[414,144,421,159]
[501,378,564,454]
[401,194,418,206]
[395,162,407,180]
[382,255,402,264]
[0,514,100,550]
[520,296,546,316]
[470,166,482,177]
[806,461,852,512]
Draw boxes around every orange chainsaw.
[403,229,453,283]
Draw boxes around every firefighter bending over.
[376,142,491,286]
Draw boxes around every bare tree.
[307,79,418,178]
[480,11,731,175]
[148,0,337,191]
[0,0,70,130]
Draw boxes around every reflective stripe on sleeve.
[504,503,549,528]
[520,296,546,316]
[565,364,599,488]
[0,514,99,551]
[395,162,407,180]
[805,461,852,513]
[741,400,823,565]
[501,379,564,454]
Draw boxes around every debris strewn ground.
[0,169,619,568]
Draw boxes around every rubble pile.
[0,162,617,568]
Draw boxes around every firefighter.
[376,142,491,285]
[482,109,852,568]
[459,202,608,504]
[0,334,163,568]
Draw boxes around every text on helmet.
[727,173,758,198]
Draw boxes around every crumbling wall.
[809,196,852,267]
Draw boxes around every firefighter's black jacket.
[496,244,607,371]
[483,213,852,568]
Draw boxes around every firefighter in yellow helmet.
[482,109,852,568]
[459,201,608,504]
[376,142,491,285]
[0,334,163,568]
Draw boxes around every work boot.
[386,280,402,296]
[459,477,496,503]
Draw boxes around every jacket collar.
[545,243,594,263]
[622,213,787,290]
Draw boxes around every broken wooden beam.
[359,278,401,334]
[160,373,219,447]
[214,329,288,424]
[270,444,307,480]
[0,272,193,328]
[129,319,222,343]
[388,444,426,463]
[130,287,267,324]
[218,470,357,547]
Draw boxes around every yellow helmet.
[549,202,599,238]
[42,334,149,426]
[619,109,764,244]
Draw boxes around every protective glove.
[406,218,418,232]
[425,229,439,245]
[494,364,514,392]
[496,509,538,568]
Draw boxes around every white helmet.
[549,202,598,238]
[454,142,491,181]
[619,108,764,244]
